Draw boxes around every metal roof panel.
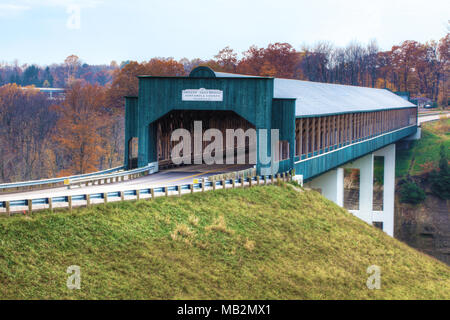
[273,78,415,116]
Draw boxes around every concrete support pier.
[305,144,396,237]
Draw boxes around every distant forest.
[0,36,448,183]
[1,35,448,103]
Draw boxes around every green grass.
[396,118,450,177]
[0,185,449,299]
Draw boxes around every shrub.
[429,145,450,200]
[399,181,426,205]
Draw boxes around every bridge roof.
[213,71,415,117]
[273,78,415,117]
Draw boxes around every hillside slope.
[395,118,450,265]
[396,118,449,177]
[0,184,448,299]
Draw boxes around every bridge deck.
[0,164,251,202]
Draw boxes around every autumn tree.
[0,84,56,182]
[213,46,238,72]
[237,43,301,78]
[106,58,185,111]
[64,55,81,85]
[390,41,424,92]
[53,81,106,175]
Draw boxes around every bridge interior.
[152,110,256,168]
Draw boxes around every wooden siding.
[295,108,417,159]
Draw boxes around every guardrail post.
[221,179,225,189]
[121,176,125,182]
[249,177,252,188]
[165,187,168,197]
[28,199,32,214]
[104,193,108,204]
[264,175,267,185]
[232,178,235,188]
[68,196,72,212]
[150,188,154,200]
[190,184,194,194]
[178,185,181,197]
[48,198,53,212]
[6,201,10,216]
[277,174,281,184]
[120,191,124,201]
[86,194,91,207]
[271,175,274,184]
[201,179,205,192]
[212,179,216,191]
[257,176,260,185]
[136,190,140,200]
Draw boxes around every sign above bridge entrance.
[182,88,223,101]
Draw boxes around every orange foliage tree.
[53,81,107,175]
[237,43,301,78]
[106,58,185,111]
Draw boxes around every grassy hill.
[0,183,449,299]
[396,117,450,177]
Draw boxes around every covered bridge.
[125,66,417,180]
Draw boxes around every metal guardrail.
[0,165,126,192]
[0,171,295,215]
[66,162,158,189]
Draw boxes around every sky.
[0,0,448,66]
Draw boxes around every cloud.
[0,4,31,16]
[20,0,103,9]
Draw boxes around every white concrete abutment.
[305,144,396,237]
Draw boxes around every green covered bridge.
[125,65,417,180]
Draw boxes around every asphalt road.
[0,163,252,202]
[418,112,449,125]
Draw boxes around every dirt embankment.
[395,175,450,265]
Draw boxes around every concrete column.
[306,168,344,207]
[343,152,374,224]
[374,144,396,237]
[305,144,396,237]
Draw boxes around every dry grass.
[205,215,234,235]
[170,223,195,244]
[188,215,199,227]
[243,238,255,251]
